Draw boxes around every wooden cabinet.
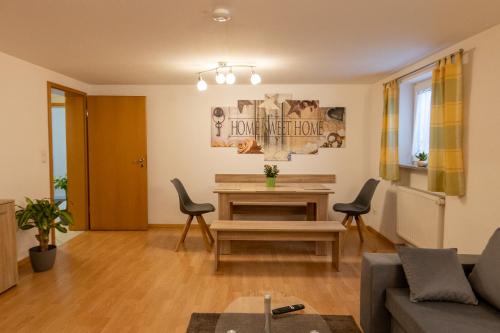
[0,200,18,293]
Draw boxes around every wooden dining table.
[213,182,335,255]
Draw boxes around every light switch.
[40,150,48,164]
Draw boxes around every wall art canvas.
[255,94,293,160]
[210,93,345,161]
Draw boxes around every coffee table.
[215,295,330,333]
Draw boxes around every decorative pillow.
[469,228,500,311]
[397,247,478,304]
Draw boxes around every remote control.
[272,304,305,316]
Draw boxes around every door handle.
[133,157,146,168]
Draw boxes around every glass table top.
[215,295,330,333]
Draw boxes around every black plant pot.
[29,245,57,272]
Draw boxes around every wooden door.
[87,96,148,230]
[65,93,89,230]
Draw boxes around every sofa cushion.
[469,228,500,311]
[397,247,478,304]
[385,288,500,333]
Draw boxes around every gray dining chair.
[333,178,380,242]
[171,178,215,252]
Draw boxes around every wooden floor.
[0,226,394,332]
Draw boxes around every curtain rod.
[384,48,464,85]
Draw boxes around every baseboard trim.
[366,226,394,245]
[17,257,29,268]
[149,223,396,245]
[148,224,201,229]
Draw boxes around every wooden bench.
[210,220,346,271]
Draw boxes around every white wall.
[0,51,89,260]
[89,84,371,225]
[366,24,500,253]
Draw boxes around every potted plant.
[54,175,68,195]
[16,198,73,272]
[264,164,279,187]
[415,151,428,167]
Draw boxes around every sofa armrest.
[360,253,407,333]
[359,252,480,333]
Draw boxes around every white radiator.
[397,186,445,248]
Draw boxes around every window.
[398,74,432,166]
[411,83,432,157]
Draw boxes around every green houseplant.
[54,175,68,194]
[415,151,428,167]
[264,164,279,187]
[16,198,73,272]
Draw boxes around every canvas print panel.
[319,107,346,148]
[210,94,346,161]
[256,94,292,161]
[282,100,321,154]
[211,105,263,154]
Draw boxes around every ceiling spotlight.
[197,75,207,91]
[226,68,236,85]
[215,70,226,84]
[250,68,261,85]
[195,63,261,90]
[212,8,231,22]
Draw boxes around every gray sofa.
[360,253,500,333]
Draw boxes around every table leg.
[229,202,234,219]
[315,195,329,256]
[214,231,219,271]
[218,194,232,254]
[220,244,231,254]
[332,233,340,271]
[306,203,316,220]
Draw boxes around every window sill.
[399,163,428,173]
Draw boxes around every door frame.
[46,81,88,244]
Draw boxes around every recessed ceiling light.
[212,8,231,22]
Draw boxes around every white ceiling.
[1,0,500,84]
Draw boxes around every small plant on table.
[264,164,279,187]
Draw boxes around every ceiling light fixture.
[226,67,236,84]
[195,62,261,90]
[250,67,262,85]
[215,69,226,84]
[196,75,207,91]
[212,8,231,22]
[225,67,236,85]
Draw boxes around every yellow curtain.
[428,53,465,196]
[379,80,400,181]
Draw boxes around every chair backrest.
[353,178,380,210]
[171,178,193,212]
